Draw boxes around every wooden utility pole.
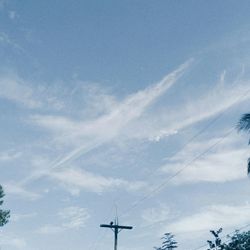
[100,219,133,250]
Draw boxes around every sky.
[1,1,250,250]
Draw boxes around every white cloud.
[0,73,65,110]
[48,168,146,194]
[31,59,192,168]
[161,133,248,184]
[4,182,40,200]
[38,224,63,234]
[77,83,118,117]
[39,206,90,234]
[141,204,171,225]
[0,233,27,249]
[0,32,23,51]
[126,71,250,142]
[24,61,250,193]
[59,206,90,229]
[19,61,250,196]
[0,150,22,162]
[11,212,37,222]
[166,204,250,234]
[19,155,146,194]
[31,115,80,137]
[0,74,42,108]
[172,78,250,129]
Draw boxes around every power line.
[120,127,235,217]
[145,111,225,178]
[115,84,250,218]
[91,121,229,250]
[92,76,250,248]
[142,73,250,180]
[99,94,248,246]
[138,146,250,231]
[111,118,234,220]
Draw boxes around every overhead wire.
[120,127,235,217]
[88,72,250,248]
[118,83,250,217]
[91,83,250,248]
[110,105,234,218]
[138,145,250,232]
[139,66,249,180]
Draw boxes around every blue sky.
[1,1,250,250]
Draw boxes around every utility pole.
[100,219,133,250]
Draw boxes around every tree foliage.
[237,113,250,174]
[154,228,250,250]
[207,228,250,250]
[207,228,224,250]
[237,113,250,135]
[225,230,250,250]
[0,185,10,227]
[154,233,178,250]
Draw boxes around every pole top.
[100,224,133,230]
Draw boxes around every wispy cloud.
[0,73,64,110]
[38,224,64,234]
[141,204,172,225]
[39,206,90,234]
[7,60,250,199]
[48,168,146,195]
[128,70,250,142]
[0,232,27,249]
[0,74,42,108]
[31,59,193,169]
[0,32,23,51]
[170,73,250,129]
[59,206,90,229]
[11,212,37,222]
[161,133,248,184]
[76,82,119,118]
[19,153,146,195]
[0,150,22,162]
[166,204,250,234]
[3,182,40,200]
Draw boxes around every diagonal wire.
[89,72,250,249]
[120,127,235,217]
[115,82,250,219]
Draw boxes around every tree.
[207,228,250,250]
[237,113,250,174]
[0,185,10,227]
[225,230,250,250]
[154,233,178,250]
[207,228,224,250]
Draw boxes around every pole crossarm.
[100,221,133,250]
[100,224,133,230]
